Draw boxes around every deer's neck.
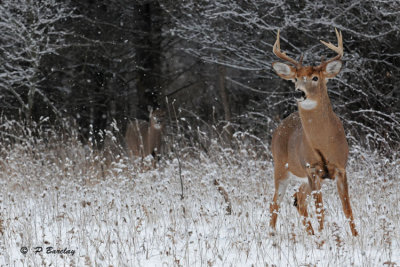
[298,90,338,147]
[148,121,162,140]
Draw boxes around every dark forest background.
[0,0,399,154]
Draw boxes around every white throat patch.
[299,99,317,110]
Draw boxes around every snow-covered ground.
[0,138,399,266]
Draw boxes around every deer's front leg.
[304,166,325,232]
[311,172,324,232]
[293,183,314,235]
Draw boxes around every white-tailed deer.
[125,108,164,163]
[270,29,358,236]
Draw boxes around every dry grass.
[0,127,399,266]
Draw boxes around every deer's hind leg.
[270,165,289,231]
[336,170,358,236]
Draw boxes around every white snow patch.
[0,142,399,266]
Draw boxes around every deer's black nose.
[293,89,306,100]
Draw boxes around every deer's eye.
[312,76,319,81]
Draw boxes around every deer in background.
[125,108,164,164]
[269,29,358,236]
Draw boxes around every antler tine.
[320,28,343,64]
[299,53,304,66]
[273,29,300,67]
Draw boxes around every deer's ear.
[323,60,342,79]
[272,62,296,80]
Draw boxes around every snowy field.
[0,135,399,266]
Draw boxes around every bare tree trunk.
[134,2,163,118]
[218,64,233,143]
[26,88,35,123]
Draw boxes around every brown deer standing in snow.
[125,108,164,164]
[270,29,358,236]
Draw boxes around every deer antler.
[273,29,303,68]
[320,28,343,65]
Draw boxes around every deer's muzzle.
[293,89,306,102]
